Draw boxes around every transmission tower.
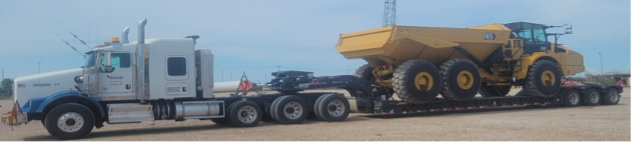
[383,0,396,27]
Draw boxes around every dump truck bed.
[335,24,512,64]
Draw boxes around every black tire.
[44,103,95,140]
[524,60,562,96]
[210,118,231,125]
[479,83,511,97]
[581,88,601,106]
[392,59,442,103]
[314,94,350,122]
[600,88,620,105]
[227,100,262,127]
[313,94,333,121]
[354,64,374,81]
[270,95,309,124]
[562,89,581,107]
[269,95,290,123]
[439,59,481,101]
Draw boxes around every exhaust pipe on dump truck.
[121,26,130,44]
[137,18,148,99]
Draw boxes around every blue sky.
[0,0,630,83]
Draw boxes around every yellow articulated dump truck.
[336,22,583,103]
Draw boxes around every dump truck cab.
[503,22,569,54]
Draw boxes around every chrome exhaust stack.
[121,26,130,44]
[137,18,148,100]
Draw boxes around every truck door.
[97,52,134,94]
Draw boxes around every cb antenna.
[45,14,93,51]
[40,23,85,58]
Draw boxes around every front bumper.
[1,111,28,126]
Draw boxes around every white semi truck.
[1,18,353,139]
[2,18,622,140]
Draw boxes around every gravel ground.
[0,88,629,141]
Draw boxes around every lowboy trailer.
[1,18,622,140]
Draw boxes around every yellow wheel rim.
[540,70,555,87]
[414,72,433,91]
[456,70,474,90]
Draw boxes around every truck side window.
[99,53,131,72]
[167,57,187,76]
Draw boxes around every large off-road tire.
[479,83,511,97]
[524,60,562,96]
[354,64,374,81]
[392,59,441,103]
[44,103,95,140]
[439,59,481,101]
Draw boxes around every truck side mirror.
[104,52,114,72]
[565,24,573,34]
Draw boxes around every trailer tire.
[227,100,262,127]
[439,59,481,101]
[393,59,441,103]
[600,88,620,105]
[582,88,601,106]
[270,95,309,124]
[479,83,511,97]
[314,94,350,122]
[562,89,581,107]
[524,60,561,96]
[44,103,95,140]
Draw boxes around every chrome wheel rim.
[57,112,84,133]
[327,100,345,117]
[283,102,303,119]
[237,105,257,123]
[590,92,600,103]
[609,91,619,102]
[569,92,579,105]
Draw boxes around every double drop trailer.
[2,18,623,140]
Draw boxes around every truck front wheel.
[44,103,95,140]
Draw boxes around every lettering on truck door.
[97,52,134,94]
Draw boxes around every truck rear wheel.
[439,59,481,101]
[270,95,309,124]
[601,88,620,105]
[479,83,511,97]
[227,100,262,127]
[314,94,350,122]
[524,60,561,96]
[44,103,95,140]
[393,59,441,104]
[581,88,601,106]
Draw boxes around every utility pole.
[277,65,281,71]
[599,52,603,76]
[230,72,232,81]
[38,62,41,73]
[222,70,224,81]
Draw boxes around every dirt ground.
[0,88,629,141]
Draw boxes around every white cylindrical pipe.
[213,80,253,93]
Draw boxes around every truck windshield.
[84,53,96,68]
